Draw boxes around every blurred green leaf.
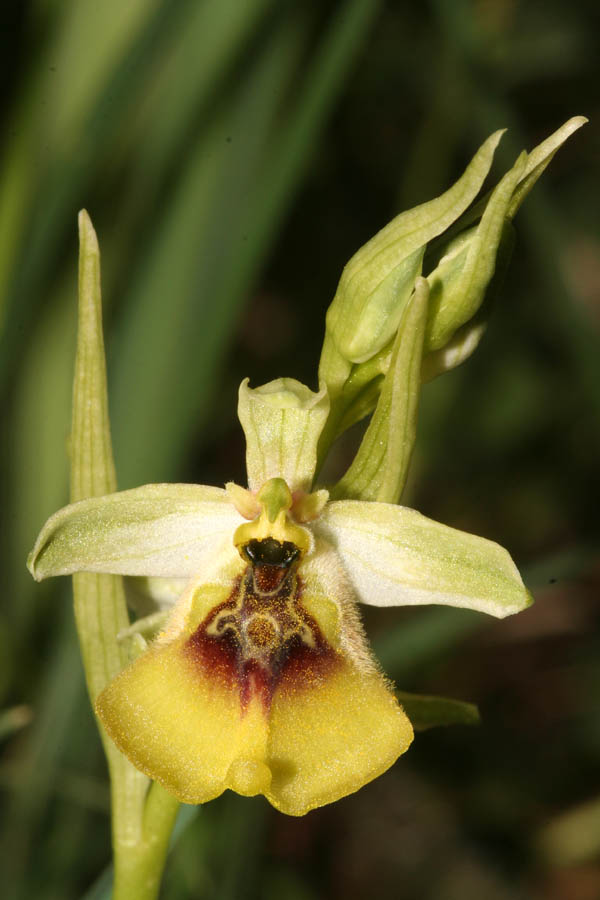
[536,795,600,867]
[0,706,33,742]
[397,691,480,731]
[110,0,382,487]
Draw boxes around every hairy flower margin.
[28,119,584,817]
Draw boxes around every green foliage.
[396,691,480,731]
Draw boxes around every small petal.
[225,482,262,519]
[291,488,329,523]
[317,501,532,618]
[28,483,243,580]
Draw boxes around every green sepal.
[238,377,329,492]
[330,278,429,504]
[396,692,480,731]
[317,500,533,618]
[28,483,241,580]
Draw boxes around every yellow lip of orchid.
[93,476,414,816]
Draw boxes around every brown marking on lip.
[185,619,240,692]
[183,565,339,713]
[275,635,341,697]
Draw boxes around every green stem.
[73,211,180,899]
[112,784,180,900]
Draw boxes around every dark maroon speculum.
[185,538,335,711]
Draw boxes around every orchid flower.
[27,118,584,817]
[28,374,531,816]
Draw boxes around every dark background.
[0,1,598,898]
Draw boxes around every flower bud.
[323,130,504,368]
[423,116,587,362]
[424,152,526,352]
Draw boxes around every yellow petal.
[266,655,413,816]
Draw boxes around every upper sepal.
[238,378,329,493]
